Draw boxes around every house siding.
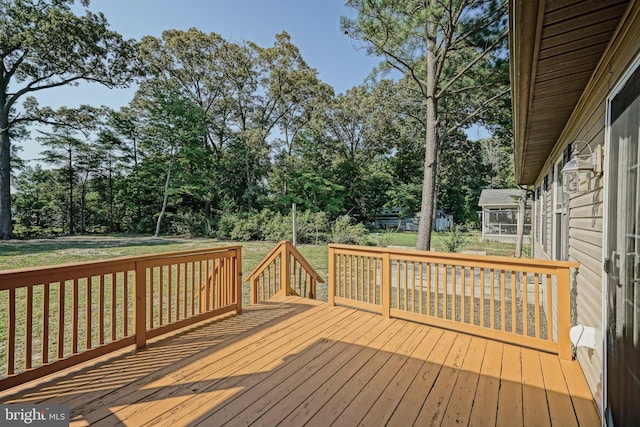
[529,1,640,413]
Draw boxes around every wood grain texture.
[1,297,597,427]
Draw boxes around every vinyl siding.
[529,2,640,413]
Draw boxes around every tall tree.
[13,165,61,233]
[322,82,397,221]
[133,80,207,236]
[437,132,487,223]
[96,108,143,231]
[38,105,102,235]
[342,0,509,250]
[0,0,137,238]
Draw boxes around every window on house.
[554,162,563,213]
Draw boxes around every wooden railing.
[328,244,579,360]
[0,246,242,391]
[246,241,323,304]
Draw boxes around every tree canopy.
[6,0,515,243]
[0,0,137,238]
[341,0,510,249]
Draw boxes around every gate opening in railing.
[0,246,242,391]
[328,244,578,359]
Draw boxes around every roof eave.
[510,0,543,186]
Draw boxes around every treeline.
[11,28,514,239]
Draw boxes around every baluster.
[480,268,485,327]
[174,264,179,320]
[419,263,424,315]
[99,276,105,345]
[42,283,50,364]
[8,288,16,375]
[443,264,448,319]
[148,268,154,329]
[86,277,92,350]
[512,271,517,334]
[26,286,33,369]
[426,263,432,316]
[470,268,476,325]
[57,280,66,359]
[546,274,553,341]
[123,273,129,337]
[534,273,541,338]
[72,278,79,354]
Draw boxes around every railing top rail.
[0,245,241,289]
[245,240,324,284]
[328,244,580,270]
[245,241,287,282]
[287,242,324,283]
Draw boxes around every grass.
[370,230,528,257]
[0,231,526,277]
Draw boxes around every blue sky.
[34,0,383,111]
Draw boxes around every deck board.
[497,344,523,427]
[314,323,431,427]
[540,352,580,427]
[468,339,502,426]
[415,333,473,426]
[0,297,599,426]
[269,320,409,425]
[441,337,486,426]
[521,348,551,427]
[559,359,601,427]
[358,327,445,426]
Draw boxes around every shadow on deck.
[0,297,599,426]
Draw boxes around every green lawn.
[371,230,528,257]
[0,231,526,275]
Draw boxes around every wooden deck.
[0,296,599,426]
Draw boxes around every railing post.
[382,252,391,318]
[280,242,291,297]
[235,248,243,314]
[134,261,147,350]
[328,246,335,306]
[557,266,572,360]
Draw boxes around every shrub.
[230,212,263,241]
[215,212,262,241]
[294,211,330,244]
[441,225,469,253]
[170,211,211,237]
[329,215,369,245]
[262,210,329,244]
[370,230,393,247]
[263,211,290,242]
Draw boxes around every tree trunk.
[416,25,439,251]
[154,148,175,238]
[515,192,526,257]
[80,179,87,234]
[108,160,114,232]
[0,110,12,239]
[67,147,74,235]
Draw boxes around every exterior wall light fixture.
[561,141,602,194]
